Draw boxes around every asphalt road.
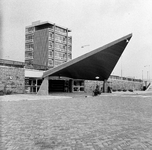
[1,93,152,150]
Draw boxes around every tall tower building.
[25,21,72,70]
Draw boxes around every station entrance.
[49,79,73,93]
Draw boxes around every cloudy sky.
[1,0,152,80]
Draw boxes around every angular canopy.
[43,34,132,81]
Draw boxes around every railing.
[146,83,151,90]
[25,48,33,52]
[25,56,33,60]
[25,39,33,43]
[0,59,24,67]
[109,75,142,83]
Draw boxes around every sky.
[1,0,152,80]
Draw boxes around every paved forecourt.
[1,92,152,150]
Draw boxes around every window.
[67,53,72,60]
[49,41,53,48]
[55,34,66,43]
[67,46,71,52]
[63,37,66,42]
[26,27,34,33]
[63,53,66,60]
[25,43,34,49]
[25,51,33,59]
[55,27,66,34]
[48,59,53,66]
[68,37,72,44]
[49,32,54,39]
[54,60,64,67]
[55,42,66,52]
[25,79,29,85]
[63,45,66,50]
[26,34,33,41]
[25,60,33,66]
[48,50,53,58]
[54,51,66,60]
[48,26,54,30]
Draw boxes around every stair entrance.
[146,82,152,91]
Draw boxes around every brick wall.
[0,66,25,94]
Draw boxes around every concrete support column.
[37,77,48,95]
[36,79,38,93]
[103,79,108,93]
[69,79,73,93]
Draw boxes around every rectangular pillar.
[37,77,48,95]
[103,79,108,93]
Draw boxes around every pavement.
[1,91,152,150]
[0,94,72,101]
[1,90,152,101]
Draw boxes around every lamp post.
[144,65,150,81]
[81,44,90,48]
[120,55,123,79]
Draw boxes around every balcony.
[25,48,33,52]
[25,39,33,43]
[67,37,72,45]
[48,27,54,32]
[25,27,35,34]
[25,56,33,60]
[55,30,67,36]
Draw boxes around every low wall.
[109,79,143,91]
[0,66,25,94]
[84,80,104,93]
[84,79,143,93]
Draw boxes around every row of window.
[25,43,34,49]
[49,32,72,44]
[26,25,69,36]
[25,51,33,59]
[26,34,33,41]
[49,41,72,52]
[26,27,35,33]
[48,50,72,60]
[54,51,67,60]
[55,34,66,43]
[55,42,66,50]
[25,79,42,86]
[26,43,71,52]
[48,59,65,67]
[55,26,67,34]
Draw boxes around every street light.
[95,76,99,80]
[120,55,123,78]
[144,65,150,81]
[81,45,90,48]
[95,76,100,87]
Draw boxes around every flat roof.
[43,34,132,81]
[0,59,24,67]
[26,21,71,32]
[25,69,44,78]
